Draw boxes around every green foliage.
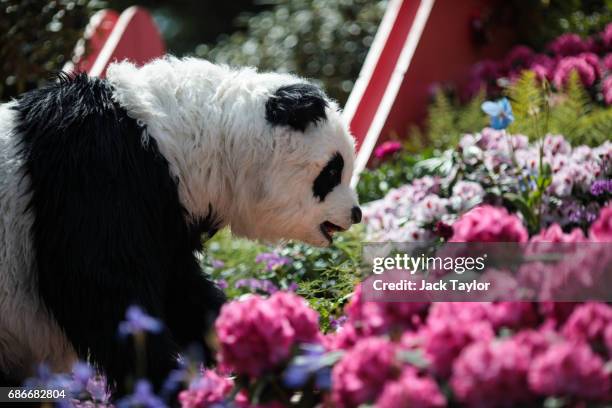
[198,0,387,104]
[411,90,487,150]
[496,0,612,50]
[356,149,437,204]
[506,71,547,138]
[107,0,266,56]
[507,70,611,146]
[0,0,101,101]
[204,226,364,327]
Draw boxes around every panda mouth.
[320,221,346,244]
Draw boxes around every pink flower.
[215,295,295,376]
[344,284,426,336]
[579,52,602,78]
[590,204,612,241]
[543,133,572,156]
[269,291,319,343]
[451,339,536,407]
[529,54,556,81]
[331,337,400,407]
[324,322,359,350]
[504,45,534,70]
[489,302,539,329]
[406,311,494,378]
[528,342,610,400]
[428,302,537,332]
[602,23,612,50]
[360,302,426,336]
[450,205,528,243]
[604,54,612,71]
[376,368,446,408]
[539,302,580,326]
[374,140,402,159]
[603,76,612,105]
[344,283,364,322]
[530,223,586,243]
[178,370,233,408]
[549,33,589,56]
[235,391,286,408]
[216,292,320,377]
[562,302,612,357]
[511,329,555,357]
[465,60,503,98]
[553,56,597,88]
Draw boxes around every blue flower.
[72,362,93,385]
[481,98,514,130]
[117,380,167,408]
[283,344,336,390]
[160,366,187,400]
[87,376,111,403]
[118,306,163,337]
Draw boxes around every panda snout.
[351,206,362,224]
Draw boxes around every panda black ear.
[265,83,328,132]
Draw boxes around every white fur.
[0,103,77,379]
[107,57,359,246]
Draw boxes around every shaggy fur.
[0,102,77,381]
[265,83,328,131]
[0,57,359,392]
[11,73,225,391]
[106,58,358,245]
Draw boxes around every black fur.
[12,73,225,394]
[313,152,344,201]
[265,83,328,132]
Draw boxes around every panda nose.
[351,206,362,224]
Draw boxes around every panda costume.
[0,57,361,391]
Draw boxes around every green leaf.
[396,350,429,368]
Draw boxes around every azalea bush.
[465,23,612,103]
[406,23,612,152]
[179,178,611,408]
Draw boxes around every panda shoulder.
[12,72,124,144]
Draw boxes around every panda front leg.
[164,256,226,365]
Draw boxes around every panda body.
[0,57,360,389]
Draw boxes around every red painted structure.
[345,0,513,179]
[65,6,165,78]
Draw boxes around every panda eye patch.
[313,152,344,201]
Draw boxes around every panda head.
[229,81,360,247]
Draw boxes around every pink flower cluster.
[198,151,612,407]
[205,204,612,406]
[331,338,400,407]
[374,140,403,160]
[449,205,528,242]
[178,370,233,408]
[466,24,612,103]
[215,292,319,377]
[331,283,612,407]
